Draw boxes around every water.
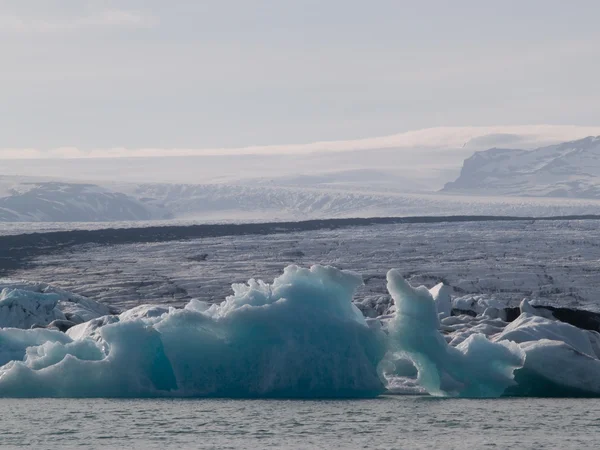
[1,397,599,449]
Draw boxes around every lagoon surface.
[1,397,599,449]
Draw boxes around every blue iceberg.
[2,264,600,398]
[0,265,386,398]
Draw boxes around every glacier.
[1,265,600,398]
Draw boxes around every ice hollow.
[385,269,525,397]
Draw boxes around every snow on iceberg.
[490,308,600,397]
[493,309,599,358]
[0,289,64,329]
[507,339,600,397]
[0,265,386,398]
[0,279,112,327]
[430,282,452,319]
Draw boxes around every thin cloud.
[1,125,600,160]
[0,149,43,159]
[0,9,156,33]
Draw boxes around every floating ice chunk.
[452,294,508,317]
[48,319,77,332]
[0,280,112,327]
[119,305,171,322]
[59,299,111,324]
[482,307,506,321]
[519,299,556,320]
[0,320,177,397]
[494,313,596,358]
[487,311,600,396]
[507,340,600,397]
[447,322,507,347]
[184,299,211,313]
[386,269,525,397]
[429,283,452,319]
[0,289,65,329]
[0,265,386,398]
[0,327,70,366]
[440,315,473,327]
[519,299,537,315]
[354,294,395,319]
[66,315,120,341]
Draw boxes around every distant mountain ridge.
[4,135,600,223]
[443,136,600,198]
[0,182,166,222]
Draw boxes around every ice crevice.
[1,265,600,398]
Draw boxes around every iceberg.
[385,269,525,397]
[0,289,64,329]
[0,280,112,328]
[0,266,386,398]
[492,309,600,397]
[507,340,600,397]
[1,265,600,398]
[429,282,452,319]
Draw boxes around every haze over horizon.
[2,1,600,222]
[1,125,600,160]
[1,0,599,156]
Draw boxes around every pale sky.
[1,0,600,153]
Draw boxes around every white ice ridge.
[1,266,600,398]
[0,280,112,329]
[385,269,525,397]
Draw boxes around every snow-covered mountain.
[0,181,166,222]
[5,126,600,191]
[443,136,600,198]
[3,179,600,224]
[4,133,600,223]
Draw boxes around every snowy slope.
[4,127,600,190]
[125,183,600,221]
[444,136,600,198]
[0,181,167,222]
[3,132,600,222]
[3,179,600,224]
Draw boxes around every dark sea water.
[1,397,599,449]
